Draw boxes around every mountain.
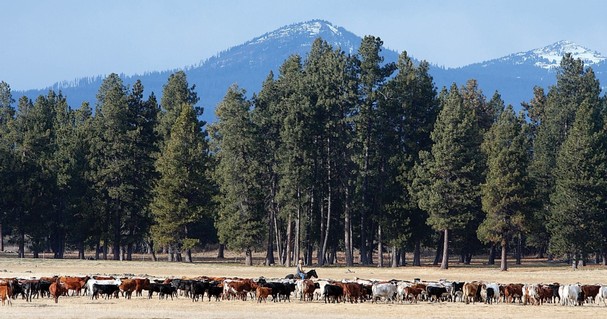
[16,21,607,124]
[431,40,607,107]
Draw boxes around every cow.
[463,282,480,304]
[581,284,600,304]
[206,282,223,301]
[314,280,330,301]
[256,287,272,303]
[21,280,40,302]
[480,283,500,304]
[49,279,66,304]
[339,282,363,303]
[261,281,295,302]
[301,280,319,301]
[403,286,424,303]
[536,284,554,304]
[0,284,11,306]
[522,284,539,305]
[560,284,583,306]
[133,278,150,297]
[60,276,89,296]
[426,285,448,302]
[323,284,343,303]
[86,278,121,297]
[119,279,137,299]
[190,281,208,302]
[504,283,523,303]
[371,282,397,303]
[92,284,120,300]
[449,281,465,302]
[596,286,607,306]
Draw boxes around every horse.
[285,269,318,280]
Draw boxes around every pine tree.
[478,106,532,271]
[212,85,265,266]
[413,84,483,269]
[548,101,607,269]
[529,54,601,257]
[151,102,210,262]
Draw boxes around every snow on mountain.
[493,40,606,70]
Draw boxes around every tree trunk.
[401,248,407,266]
[571,252,579,270]
[147,240,158,262]
[217,243,225,259]
[433,232,443,266]
[78,241,85,260]
[18,230,25,258]
[245,248,253,266]
[344,188,353,266]
[286,211,293,267]
[488,245,496,265]
[413,240,421,266]
[185,249,192,263]
[321,185,332,266]
[377,225,383,267]
[294,187,301,265]
[440,229,449,270]
[266,208,275,266]
[0,223,3,251]
[391,246,398,267]
[515,235,522,265]
[318,197,325,266]
[500,239,508,271]
[127,242,133,261]
[273,204,283,265]
[95,240,100,260]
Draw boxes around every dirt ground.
[1,257,606,318]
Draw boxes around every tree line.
[1,36,606,270]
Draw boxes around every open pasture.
[1,258,606,318]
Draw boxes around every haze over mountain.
[16,20,607,124]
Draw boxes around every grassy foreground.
[0,257,606,318]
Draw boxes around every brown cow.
[256,287,272,303]
[463,282,480,304]
[93,276,115,280]
[404,287,424,303]
[49,279,67,304]
[0,283,12,306]
[301,280,317,301]
[581,285,601,304]
[119,279,137,299]
[133,278,150,297]
[60,276,88,296]
[224,279,256,301]
[504,284,523,303]
[338,282,363,303]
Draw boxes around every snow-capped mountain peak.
[248,19,343,46]
[532,40,605,68]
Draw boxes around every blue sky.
[3,0,607,90]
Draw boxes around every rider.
[296,258,305,280]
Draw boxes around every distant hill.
[16,20,607,124]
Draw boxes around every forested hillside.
[1,36,605,270]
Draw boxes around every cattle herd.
[1,273,607,307]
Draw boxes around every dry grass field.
[1,256,606,318]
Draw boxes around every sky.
[3,0,607,91]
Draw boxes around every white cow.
[372,282,397,303]
[522,284,539,305]
[596,286,607,306]
[85,278,122,297]
[560,284,582,306]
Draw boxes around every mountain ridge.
[15,20,607,123]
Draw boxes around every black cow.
[549,284,560,303]
[485,288,495,304]
[92,284,120,300]
[22,280,40,302]
[450,282,465,302]
[323,284,343,303]
[191,281,208,302]
[427,286,448,302]
[39,280,52,298]
[207,283,223,301]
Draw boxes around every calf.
[256,287,272,303]
[403,287,424,303]
[49,280,66,304]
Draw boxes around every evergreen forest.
[1,37,606,271]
